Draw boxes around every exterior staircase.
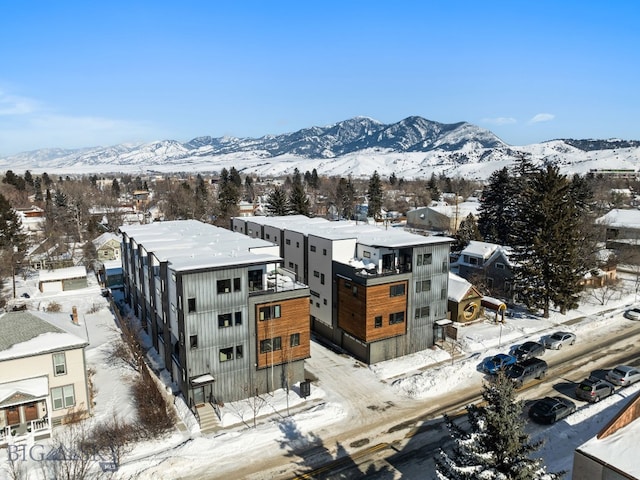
[196,403,221,434]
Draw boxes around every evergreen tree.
[111,179,121,198]
[310,168,320,189]
[511,165,591,317]
[194,174,209,219]
[454,213,482,252]
[244,176,255,202]
[478,167,522,245]
[0,193,26,253]
[24,170,34,188]
[217,168,241,220]
[266,186,290,216]
[288,168,310,216]
[42,172,52,187]
[435,372,559,480]
[34,177,43,202]
[367,170,383,221]
[389,172,397,186]
[427,173,441,201]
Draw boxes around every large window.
[415,306,430,319]
[417,253,432,266]
[233,277,241,291]
[188,298,196,313]
[235,311,242,325]
[220,347,234,362]
[290,333,300,347]
[416,280,431,292]
[217,279,231,294]
[389,312,405,325]
[218,313,232,328]
[190,335,198,349]
[51,385,75,410]
[374,316,383,328]
[260,337,282,353]
[53,352,67,376]
[259,305,281,321]
[390,284,405,297]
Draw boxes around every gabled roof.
[448,273,481,302]
[92,232,122,249]
[0,376,49,407]
[461,240,512,267]
[0,311,88,362]
[39,266,87,282]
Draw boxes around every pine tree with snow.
[477,167,521,245]
[435,371,561,480]
[288,168,310,216]
[266,185,290,216]
[511,165,591,317]
[367,170,383,221]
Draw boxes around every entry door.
[6,407,20,425]
[24,403,39,421]
[193,387,205,406]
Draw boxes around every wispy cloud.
[481,117,517,126]
[529,113,555,124]
[0,89,157,155]
[0,90,37,115]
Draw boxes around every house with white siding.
[0,310,90,446]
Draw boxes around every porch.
[0,377,53,446]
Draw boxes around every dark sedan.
[528,396,576,424]
[514,341,545,361]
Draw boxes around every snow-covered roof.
[39,266,87,282]
[596,208,640,229]
[0,311,88,362]
[448,272,473,302]
[238,216,453,248]
[0,376,49,406]
[120,220,283,271]
[577,393,640,479]
[426,201,480,220]
[461,240,499,259]
[92,232,121,248]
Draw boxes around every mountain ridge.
[1,116,639,180]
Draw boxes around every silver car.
[624,308,640,321]
[606,365,640,387]
[543,331,576,350]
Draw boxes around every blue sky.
[1,1,639,156]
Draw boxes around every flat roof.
[237,216,453,248]
[120,220,282,271]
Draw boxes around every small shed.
[448,273,483,323]
[38,266,88,293]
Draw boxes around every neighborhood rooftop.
[0,311,88,361]
[242,215,453,247]
[119,220,282,271]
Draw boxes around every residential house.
[573,391,640,479]
[39,266,88,293]
[92,232,122,262]
[119,220,311,408]
[16,206,46,237]
[406,200,480,234]
[0,310,90,446]
[231,216,453,364]
[456,240,514,300]
[597,208,640,251]
[447,273,483,324]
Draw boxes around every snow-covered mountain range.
[2,116,639,180]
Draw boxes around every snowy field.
[2,269,640,479]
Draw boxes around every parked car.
[506,358,548,388]
[21,292,30,298]
[623,308,640,321]
[606,365,640,387]
[575,377,615,403]
[528,396,576,424]
[513,341,546,361]
[543,331,576,350]
[482,353,517,374]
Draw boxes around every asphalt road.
[287,319,640,480]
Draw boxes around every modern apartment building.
[231,216,453,363]
[119,220,310,407]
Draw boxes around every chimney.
[72,306,79,325]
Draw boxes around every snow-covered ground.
[2,269,640,479]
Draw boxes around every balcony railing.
[0,416,51,445]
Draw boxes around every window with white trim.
[51,385,75,410]
[53,352,67,376]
